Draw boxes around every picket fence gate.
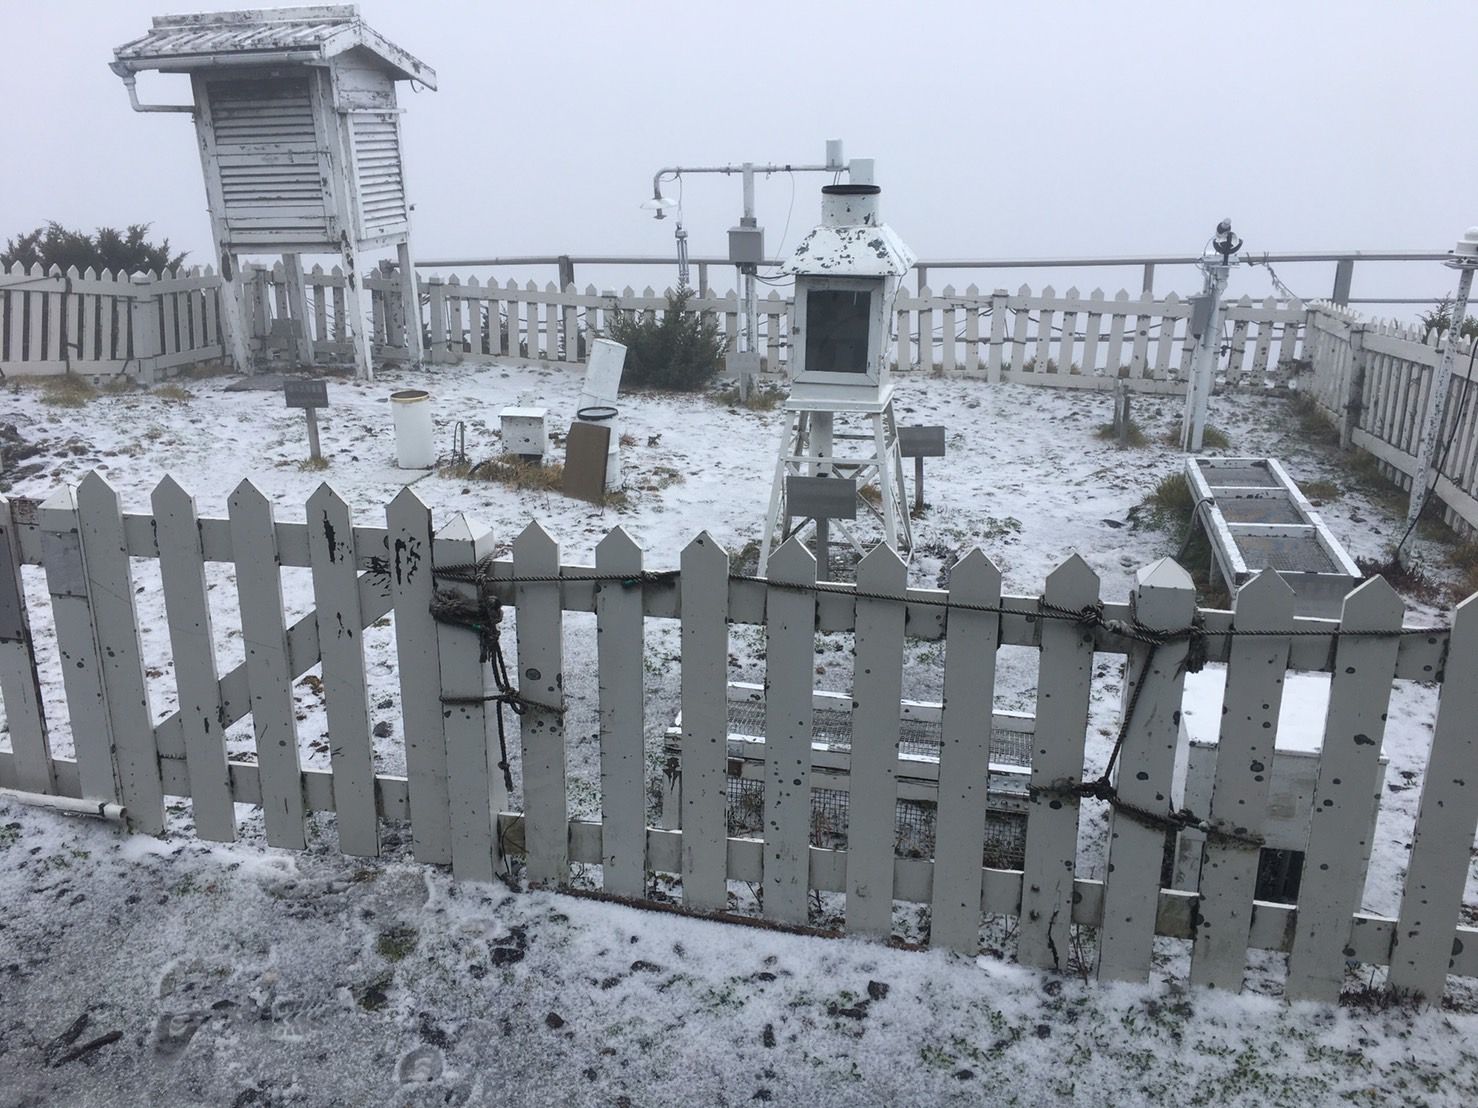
[0,475,1475,1002]
[1303,301,1478,536]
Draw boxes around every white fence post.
[595,526,647,897]
[76,472,165,834]
[1388,594,1478,1000]
[0,495,52,794]
[432,512,502,882]
[387,487,452,865]
[1096,558,1196,983]
[929,549,1002,954]
[151,477,235,842]
[306,484,380,857]
[1017,554,1100,970]
[1188,570,1296,991]
[846,544,907,937]
[514,521,568,887]
[228,479,306,849]
[764,537,817,926]
[37,487,117,802]
[1285,577,1404,1002]
[680,532,730,911]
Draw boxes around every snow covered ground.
[1,361,1476,1105]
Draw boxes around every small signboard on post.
[897,425,946,512]
[786,475,857,574]
[284,378,330,462]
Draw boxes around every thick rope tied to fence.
[427,587,522,794]
[403,555,1444,850]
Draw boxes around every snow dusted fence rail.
[1303,302,1478,535]
[0,263,223,378]
[2,475,1477,1001]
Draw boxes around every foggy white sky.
[4,0,1476,310]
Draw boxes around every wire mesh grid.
[723,774,1028,870]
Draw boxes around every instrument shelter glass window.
[804,289,872,374]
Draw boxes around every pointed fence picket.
[595,527,647,898]
[1188,571,1296,991]
[764,538,817,925]
[0,497,51,795]
[152,477,234,842]
[514,522,569,887]
[1096,559,1196,983]
[306,485,380,858]
[928,550,1002,954]
[6,477,1478,1004]
[1285,577,1404,1002]
[1016,555,1100,970]
[847,545,908,936]
[228,480,306,849]
[434,512,501,883]
[679,533,730,911]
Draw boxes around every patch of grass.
[1288,392,1342,449]
[296,456,330,471]
[1095,420,1148,447]
[153,384,194,402]
[376,925,419,962]
[1299,479,1340,503]
[101,375,137,395]
[1137,472,1225,603]
[38,375,99,407]
[1201,424,1231,449]
[441,454,564,491]
[711,385,782,411]
[1448,539,1478,600]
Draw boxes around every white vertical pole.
[1182,262,1228,453]
[1398,263,1474,567]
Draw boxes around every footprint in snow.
[397,1043,446,1085]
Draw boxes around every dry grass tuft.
[1448,539,1478,600]
[176,361,235,380]
[38,375,100,407]
[711,385,782,411]
[1095,420,1148,448]
[441,454,564,491]
[153,384,194,403]
[297,456,330,472]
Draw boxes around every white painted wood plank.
[680,532,730,910]
[1081,289,1104,376]
[846,544,907,937]
[1389,593,1478,1000]
[988,291,1006,382]
[0,496,52,793]
[514,521,568,886]
[1096,558,1196,983]
[763,537,816,926]
[1010,285,1031,376]
[432,513,501,882]
[76,473,165,834]
[929,549,1002,953]
[151,477,234,842]
[1057,289,1080,378]
[1285,577,1404,1002]
[1105,290,1129,375]
[306,484,380,857]
[596,526,647,897]
[37,488,116,801]
[1034,287,1056,375]
[1017,554,1100,970]
[1189,570,1296,991]
[228,479,306,849]
[386,487,451,864]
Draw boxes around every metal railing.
[414,250,1456,307]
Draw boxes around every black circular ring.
[577,405,619,422]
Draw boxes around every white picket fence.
[0,262,223,377]
[1,475,1475,1001]
[401,277,1306,394]
[2,256,1308,395]
[1303,302,1478,535]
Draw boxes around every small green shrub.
[607,287,726,391]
